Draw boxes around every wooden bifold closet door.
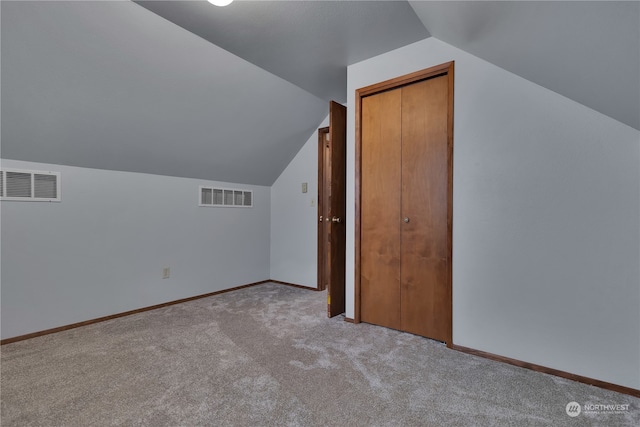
[359,64,453,344]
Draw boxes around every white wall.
[346,38,640,389]
[1,160,271,339]
[270,116,329,287]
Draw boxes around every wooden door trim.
[354,61,454,348]
[356,63,452,98]
[317,126,329,291]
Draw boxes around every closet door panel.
[360,89,402,330]
[400,75,451,341]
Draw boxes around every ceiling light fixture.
[207,0,233,6]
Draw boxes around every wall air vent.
[199,186,252,208]
[0,169,60,202]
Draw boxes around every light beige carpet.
[1,282,638,426]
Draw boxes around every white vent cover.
[199,186,252,207]
[0,169,60,202]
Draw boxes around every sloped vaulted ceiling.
[2,1,638,187]
[135,0,430,103]
[1,0,429,185]
[408,0,640,131]
[137,0,639,131]
[1,1,329,185]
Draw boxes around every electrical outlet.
[162,267,170,279]
[310,198,316,207]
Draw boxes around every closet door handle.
[331,216,342,223]
[403,217,410,223]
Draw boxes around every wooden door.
[356,62,453,345]
[318,101,347,317]
[400,75,451,342]
[317,127,330,292]
[360,89,402,330]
